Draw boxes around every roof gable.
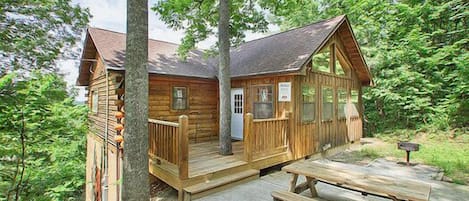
[77,28,216,86]
[229,15,344,78]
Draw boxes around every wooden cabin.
[78,15,372,201]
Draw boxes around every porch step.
[183,169,259,201]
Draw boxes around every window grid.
[234,94,243,114]
[253,85,274,119]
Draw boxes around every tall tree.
[218,0,232,154]
[0,0,89,75]
[154,0,268,154]
[123,0,150,200]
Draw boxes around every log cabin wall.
[148,75,219,142]
[87,53,121,146]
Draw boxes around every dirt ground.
[151,139,469,201]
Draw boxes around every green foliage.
[0,73,88,201]
[153,0,269,58]
[266,0,468,132]
[0,0,90,75]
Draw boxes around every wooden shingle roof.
[77,15,372,86]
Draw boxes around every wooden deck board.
[188,141,247,178]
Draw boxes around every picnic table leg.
[289,174,299,193]
[306,177,318,197]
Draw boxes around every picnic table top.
[282,160,431,201]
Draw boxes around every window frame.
[334,45,351,77]
[350,89,360,117]
[171,86,189,111]
[312,45,332,73]
[321,86,334,122]
[301,84,316,123]
[252,84,275,119]
[337,88,347,119]
[312,43,352,78]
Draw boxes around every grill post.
[397,142,419,166]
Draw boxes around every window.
[172,87,187,110]
[313,44,350,76]
[335,57,346,76]
[234,94,243,114]
[338,89,347,119]
[313,46,330,73]
[253,85,273,119]
[351,90,359,117]
[302,85,316,122]
[322,87,333,121]
[334,45,347,76]
[91,90,98,114]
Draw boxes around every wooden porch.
[148,113,293,200]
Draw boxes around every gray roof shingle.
[228,15,344,77]
[77,15,371,86]
[89,28,217,79]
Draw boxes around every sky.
[61,0,277,102]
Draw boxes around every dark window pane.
[302,103,315,121]
[302,85,315,122]
[253,85,274,119]
[254,103,273,119]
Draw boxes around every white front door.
[231,88,244,140]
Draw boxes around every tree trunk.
[123,0,150,200]
[218,0,232,155]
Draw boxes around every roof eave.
[342,16,373,85]
[107,66,218,80]
[76,28,93,86]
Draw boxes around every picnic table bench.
[273,160,431,201]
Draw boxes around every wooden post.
[286,111,294,154]
[244,113,253,162]
[178,115,189,179]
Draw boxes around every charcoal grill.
[397,142,420,165]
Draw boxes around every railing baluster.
[148,117,189,179]
[246,113,291,160]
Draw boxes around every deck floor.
[189,140,246,178]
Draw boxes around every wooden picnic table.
[281,160,432,201]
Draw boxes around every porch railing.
[243,112,292,161]
[148,116,189,179]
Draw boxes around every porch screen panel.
[302,85,316,122]
[338,89,347,119]
[322,87,333,121]
[253,85,273,119]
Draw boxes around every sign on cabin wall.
[278,82,291,102]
